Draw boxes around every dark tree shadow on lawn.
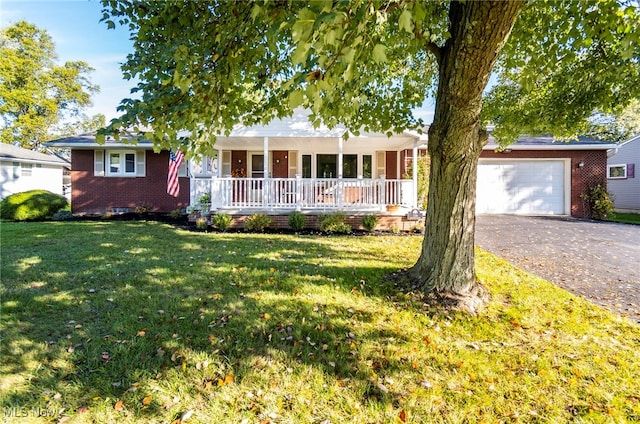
[1,221,431,420]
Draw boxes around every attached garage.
[477,136,617,218]
[476,159,569,215]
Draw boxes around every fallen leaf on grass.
[217,373,235,386]
[399,409,407,422]
[114,400,124,411]
[142,396,153,405]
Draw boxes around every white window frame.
[190,155,216,177]
[607,164,627,179]
[21,163,33,177]
[103,150,144,177]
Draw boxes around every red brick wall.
[71,150,189,215]
[480,149,608,218]
[400,149,428,179]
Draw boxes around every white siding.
[0,160,64,200]
[608,136,640,212]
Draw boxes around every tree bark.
[409,1,525,314]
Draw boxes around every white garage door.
[476,160,567,215]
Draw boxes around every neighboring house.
[607,133,639,213]
[46,111,616,223]
[0,143,70,200]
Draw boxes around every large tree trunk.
[409,1,524,314]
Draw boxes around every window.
[302,155,311,178]
[21,163,33,177]
[363,155,372,178]
[191,155,216,176]
[105,151,139,176]
[608,164,627,179]
[342,154,357,178]
[317,154,337,178]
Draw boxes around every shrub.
[169,208,184,219]
[135,204,150,215]
[319,212,352,234]
[288,211,306,231]
[195,217,209,230]
[361,214,379,232]
[52,210,75,221]
[245,213,271,232]
[0,190,68,221]
[581,185,615,220]
[212,213,232,231]
[199,193,211,207]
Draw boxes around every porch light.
[577,161,584,168]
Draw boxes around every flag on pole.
[167,149,184,197]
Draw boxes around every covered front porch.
[191,176,415,211]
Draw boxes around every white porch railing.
[190,177,415,211]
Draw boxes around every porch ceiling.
[213,135,421,151]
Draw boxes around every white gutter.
[483,143,618,151]
[0,157,68,166]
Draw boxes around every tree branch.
[425,41,442,65]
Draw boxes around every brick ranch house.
[46,112,615,229]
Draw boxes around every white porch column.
[412,144,419,208]
[337,138,343,178]
[263,136,269,206]
[337,138,343,208]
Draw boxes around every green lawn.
[1,221,639,423]
[608,212,640,225]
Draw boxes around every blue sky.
[1,0,435,124]
[1,0,137,122]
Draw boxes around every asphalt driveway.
[475,215,640,324]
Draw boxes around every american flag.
[167,149,184,197]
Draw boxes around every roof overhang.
[484,134,617,152]
[0,156,69,166]
[483,143,618,151]
[46,133,155,150]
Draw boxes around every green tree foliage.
[100,0,639,312]
[584,99,640,142]
[0,21,99,150]
[483,0,640,144]
[404,154,430,210]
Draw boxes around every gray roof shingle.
[0,143,69,165]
